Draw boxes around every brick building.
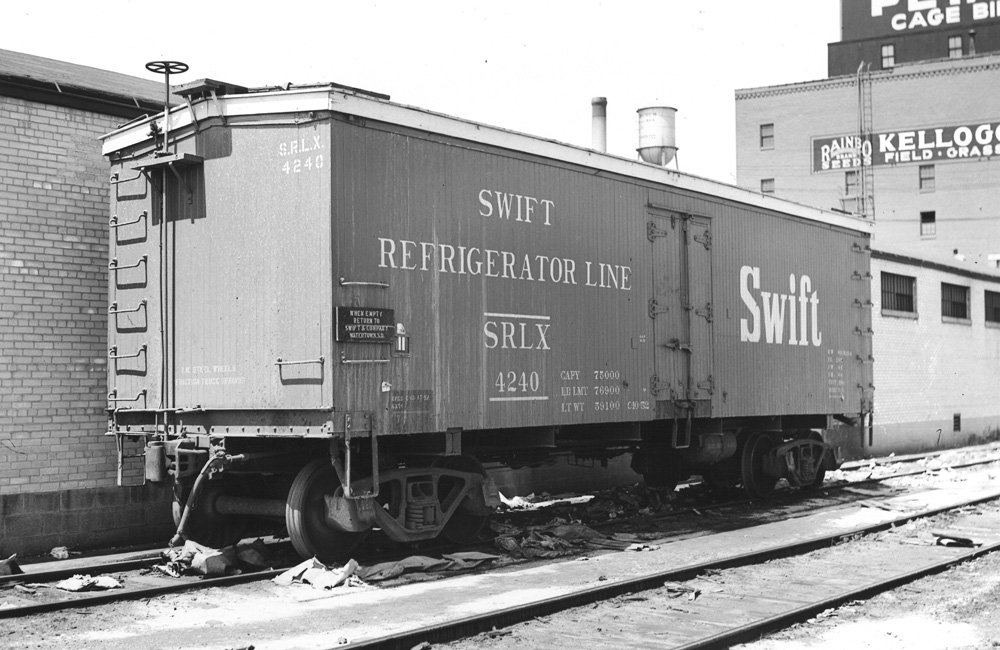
[734,1,1000,454]
[0,49,176,556]
[869,250,1000,454]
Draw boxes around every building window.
[881,272,916,315]
[949,35,963,58]
[881,44,895,68]
[920,211,936,237]
[760,178,775,194]
[760,123,774,150]
[986,290,1000,324]
[919,165,935,191]
[941,282,970,321]
[845,170,858,196]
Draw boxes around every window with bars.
[761,178,775,194]
[760,123,774,150]
[949,35,963,58]
[919,165,935,191]
[881,272,916,315]
[941,282,970,320]
[920,211,936,237]
[986,290,1000,324]
[881,44,895,68]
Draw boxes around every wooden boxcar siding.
[110,121,335,412]
[646,186,872,419]
[329,117,871,435]
[330,119,654,434]
[108,167,162,411]
[173,121,333,410]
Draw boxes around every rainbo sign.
[813,121,1000,172]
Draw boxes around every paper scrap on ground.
[55,575,123,592]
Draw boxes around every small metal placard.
[336,307,395,343]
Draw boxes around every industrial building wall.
[870,254,1000,455]
[0,95,172,557]
[735,55,1000,267]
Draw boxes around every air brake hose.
[168,451,246,547]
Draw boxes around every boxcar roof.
[101,83,872,234]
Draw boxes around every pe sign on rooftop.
[813,122,1000,172]
[844,0,997,38]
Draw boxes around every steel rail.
[0,567,286,620]
[338,491,1000,650]
[4,455,997,622]
[589,453,1000,531]
[672,539,1000,650]
[0,554,161,588]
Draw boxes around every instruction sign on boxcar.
[336,307,395,343]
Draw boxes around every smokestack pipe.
[591,97,607,153]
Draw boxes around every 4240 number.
[495,371,540,393]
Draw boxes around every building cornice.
[736,54,1000,101]
[873,248,1000,283]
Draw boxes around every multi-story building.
[0,49,176,556]
[735,0,1000,454]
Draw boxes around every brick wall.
[735,56,1000,266]
[0,95,172,557]
[870,255,1000,454]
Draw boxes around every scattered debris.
[357,552,500,582]
[273,558,359,590]
[155,539,275,578]
[625,543,660,552]
[493,520,612,558]
[662,581,701,600]
[0,554,22,576]
[473,627,513,640]
[14,585,36,595]
[932,530,980,547]
[54,575,123,592]
[499,492,594,511]
[49,547,73,560]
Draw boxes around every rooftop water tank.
[637,106,677,167]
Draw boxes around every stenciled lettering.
[478,189,554,226]
[483,316,551,351]
[740,265,822,347]
[377,237,630,292]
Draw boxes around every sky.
[4,1,840,183]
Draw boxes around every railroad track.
[3,448,997,626]
[345,471,1000,649]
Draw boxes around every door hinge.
[649,298,670,318]
[685,301,713,323]
[650,375,672,396]
[647,220,672,241]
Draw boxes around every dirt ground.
[733,551,1000,649]
[6,450,1000,650]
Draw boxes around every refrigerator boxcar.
[102,80,874,559]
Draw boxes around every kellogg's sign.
[812,121,1000,172]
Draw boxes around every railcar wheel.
[286,459,369,563]
[740,431,779,499]
[171,484,247,549]
[437,455,490,544]
[804,433,829,489]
